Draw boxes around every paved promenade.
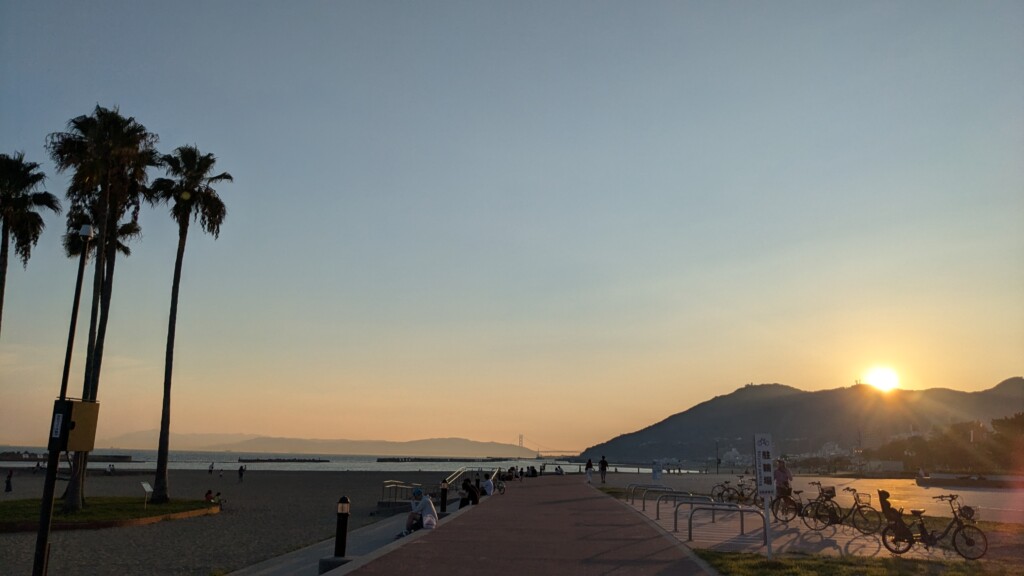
[322,474,717,576]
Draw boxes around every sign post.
[753,433,775,558]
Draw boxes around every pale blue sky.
[1,1,1021,451]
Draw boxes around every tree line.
[0,105,235,510]
[860,413,1024,474]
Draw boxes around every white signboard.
[51,413,64,439]
[753,433,776,500]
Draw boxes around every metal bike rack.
[685,504,766,546]
[626,483,670,504]
[638,487,686,511]
[654,493,712,520]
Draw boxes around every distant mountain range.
[581,377,1024,463]
[97,431,537,459]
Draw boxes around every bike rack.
[626,483,670,504]
[656,494,713,520]
[638,487,687,511]
[686,504,766,546]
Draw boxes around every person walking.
[599,456,609,484]
[5,470,12,493]
[585,458,594,484]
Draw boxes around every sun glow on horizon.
[863,366,900,392]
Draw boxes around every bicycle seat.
[793,490,803,495]
[910,509,926,516]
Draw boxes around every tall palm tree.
[149,145,232,504]
[47,106,158,511]
[0,152,61,340]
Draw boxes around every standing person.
[237,465,246,482]
[599,456,609,484]
[481,472,494,496]
[585,458,594,484]
[398,487,438,537]
[773,459,793,498]
[4,470,12,493]
[208,462,214,475]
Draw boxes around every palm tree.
[47,106,158,511]
[149,145,232,504]
[0,152,61,341]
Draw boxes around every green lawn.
[694,550,1016,576]
[0,497,212,529]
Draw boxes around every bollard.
[440,480,449,513]
[335,496,350,557]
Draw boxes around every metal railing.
[637,487,689,511]
[686,504,766,545]
[653,493,713,520]
[626,483,671,504]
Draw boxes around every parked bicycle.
[770,486,806,523]
[802,481,881,532]
[879,491,987,560]
[711,475,762,507]
[804,486,881,534]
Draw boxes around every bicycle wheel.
[881,525,913,555]
[752,493,764,508]
[952,524,987,560]
[497,482,506,495]
[851,505,882,535]
[802,501,831,531]
[710,484,726,501]
[772,497,798,523]
[722,487,741,503]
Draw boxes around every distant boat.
[915,474,1024,489]
[237,457,329,463]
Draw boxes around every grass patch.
[694,550,1014,576]
[0,497,211,529]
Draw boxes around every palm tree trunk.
[90,231,119,398]
[153,223,188,504]
[0,222,9,341]
[63,182,111,513]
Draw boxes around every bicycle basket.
[855,492,871,506]
[822,486,836,498]
[961,504,977,521]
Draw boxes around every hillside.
[97,432,537,458]
[582,377,1024,463]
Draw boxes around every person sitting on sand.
[399,487,437,537]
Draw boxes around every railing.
[686,504,766,545]
[653,493,712,520]
[626,483,671,503]
[637,487,688,511]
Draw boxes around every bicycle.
[808,486,882,534]
[770,486,805,523]
[712,475,762,507]
[801,481,839,531]
[732,476,764,507]
[879,491,987,560]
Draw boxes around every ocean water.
[0,445,576,473]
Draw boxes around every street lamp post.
[33,225,92,576]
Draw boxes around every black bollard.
[335,496,350,557]
[440,480,449,513]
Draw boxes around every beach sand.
[0,468,451,575]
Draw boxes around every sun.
[863,366,900,392]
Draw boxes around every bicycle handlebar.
[842,487,856,492]
[932,494,959,501]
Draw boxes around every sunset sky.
[1,1,1021,453]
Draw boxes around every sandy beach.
[0,468,451,575]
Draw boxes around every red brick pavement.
[333,475,718,575]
